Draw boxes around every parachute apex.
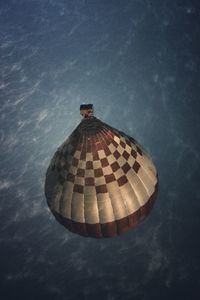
[80,104,93,118]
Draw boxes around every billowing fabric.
[45,116,158,238]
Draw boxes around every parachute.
[45,104,158,238]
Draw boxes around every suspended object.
[45,104,158,238]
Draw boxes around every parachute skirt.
[45,116,158,238]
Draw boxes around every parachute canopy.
[45,105,158,238]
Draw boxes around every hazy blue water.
[0,1,200,299]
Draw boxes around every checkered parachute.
[45,104,158,238]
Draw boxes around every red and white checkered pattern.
[45,117,158,237]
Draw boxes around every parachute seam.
[94,132,103,237]
[139,164,157,196]
[70,132,85,231]
[99,130,118,235]
[102,127,133,233]
[81,133,86,235]
[130,160,150,207]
